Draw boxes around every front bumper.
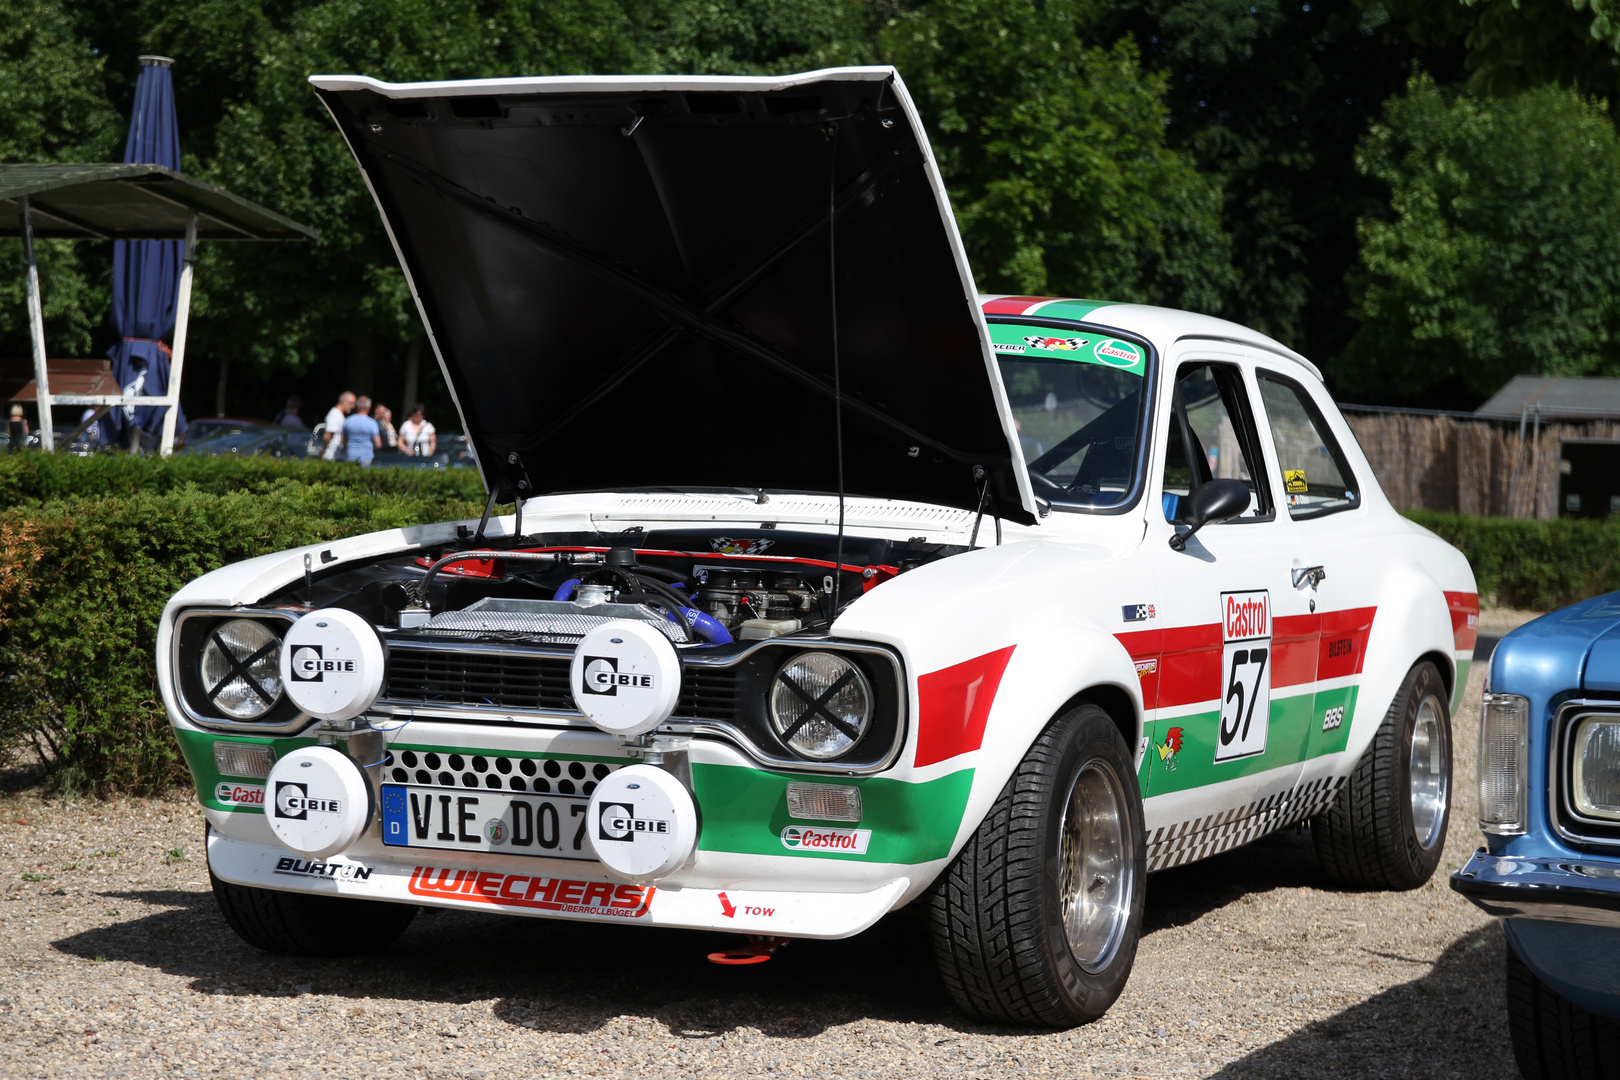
[1451,847,1620,928]
[207,829,912,939]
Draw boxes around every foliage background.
[0,0,1614,416]
[0,457,484,794]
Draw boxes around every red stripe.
[915,646,1016,767]
[1319,606,1377,679]
[1271,613,1319,690]
[1445,591,1479,652]
[1117,628,1163,707]
[1156,624,1222,709]
[980,295,1056,315]
[1116,605,1380,708]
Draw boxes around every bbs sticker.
[1322,706,1345,732]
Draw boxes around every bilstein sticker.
[407,866,654,917]
[781,825,871,854]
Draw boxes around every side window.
[1255,372,1360,519]
[1160,363,1273,522]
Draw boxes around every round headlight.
[201,619,284,719]
[769,652,873,760]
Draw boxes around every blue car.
[1452,594,1620,1076]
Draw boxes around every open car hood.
[309,67,1035,523]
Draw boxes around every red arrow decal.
[718,891,737,918]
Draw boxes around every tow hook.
[707,935,793,966]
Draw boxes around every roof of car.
[978,295,1323,382]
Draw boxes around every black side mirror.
[1169,478,1251,551]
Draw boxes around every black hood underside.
[312,68,1034,524]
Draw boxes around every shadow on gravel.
[1208,923,1515,1080]
[1144,822,1326,935]
[50,824,1458,1046]
[51,885,974,1037]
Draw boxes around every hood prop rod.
[827,123,847,618]
[473,452,532,543]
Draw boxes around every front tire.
[928,704,1146,1026]
[1507,939,1620,1079]
[211,870,417,955]
[1311,659,1451,889]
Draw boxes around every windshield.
[991,321,1152,510]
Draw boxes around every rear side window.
[1255,372,1360,519]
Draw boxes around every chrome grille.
[383,644,741,721]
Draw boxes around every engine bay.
[270,527,965,650]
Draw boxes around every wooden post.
[159,210,197,456]
[21,196,54,451]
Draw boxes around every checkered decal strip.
[384,750,620,799]
[1147,776,1344,872]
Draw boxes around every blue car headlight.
[1572,716,1620,821]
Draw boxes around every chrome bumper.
[1451,848,1620,929]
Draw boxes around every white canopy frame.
[3,162,316,454]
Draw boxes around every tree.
[1379,0,1620,96]
[880,0,1235,313]
[0,0,120,362]
[1100,0,1467,359]
[1334,75,1620,401]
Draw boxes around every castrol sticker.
[214,782,265,809]
[1217,591,1272,763]
[781,825,872,855]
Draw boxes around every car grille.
[382,644,740,721]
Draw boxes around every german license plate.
[380,785,595,860]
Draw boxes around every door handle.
[1292,565,1326,590]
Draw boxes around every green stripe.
[1029,299,1119,321]
[1147,688,1362,795]
[174,728,319,814]
[692,763,973,864]
[1453,659,1472,712]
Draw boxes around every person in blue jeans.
[342,396,382,466]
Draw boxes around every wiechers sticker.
[407,866,654,918]
[780,826,871,854]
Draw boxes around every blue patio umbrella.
[100,56,186,447]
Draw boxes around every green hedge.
[2,454,1615,796]
[0,453,486,506]
[1407,512,1620,611]
[0,460,485,796]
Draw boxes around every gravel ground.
[0,656,1516,1080]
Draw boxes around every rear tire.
[1311,660,1451,890]
[927,703,1145,1026]
[211,870,417,956]
[1507,938,1620,1079]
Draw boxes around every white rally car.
[160,67,1478,1026]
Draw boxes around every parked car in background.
[1452,595,1620,1076]
[371,433,476,470]
[162,67,1477,1027]
[179,425,320,460]
[177,417,264,449]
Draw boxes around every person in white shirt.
[321,391,355,461]
[399,403,437,457]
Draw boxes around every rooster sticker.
[1024,334,1090,352]
[1155,727,1184,772]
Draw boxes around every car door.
[1139,347,1320,871]
[1247,362,1379,816]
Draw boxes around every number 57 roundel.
[1217,590,1272,762]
